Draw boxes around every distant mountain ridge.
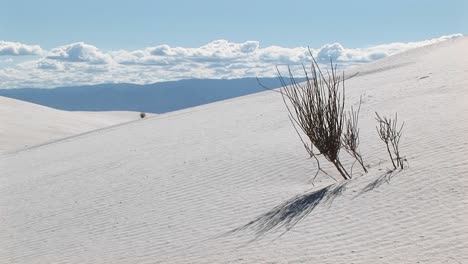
[0,77,303,114]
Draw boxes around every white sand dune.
[1,37,467,263]
[0,97,147,153]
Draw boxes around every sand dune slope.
[0,96,145,153]
[1,37,467,263]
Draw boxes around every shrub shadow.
[354,169,402,198]
[229,181,349,241]
[222,169,402,243]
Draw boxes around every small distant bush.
[140,112,146,118]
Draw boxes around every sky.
[0,0,466,88]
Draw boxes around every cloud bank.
[0,34,462,88]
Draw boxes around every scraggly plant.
[274,52,352,181]
[375,112,405,170]
[342,99,368,173]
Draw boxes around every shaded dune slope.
[0,96,144,153]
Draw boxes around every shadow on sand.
[226,169,403,242]
[353,169,402,198]
[228,181,349,241]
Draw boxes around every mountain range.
[0,77,303,114]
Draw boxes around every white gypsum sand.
[0,37,467,263]
[0,96,149,154]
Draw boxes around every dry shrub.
[375,112,405,170]
[342,98,368,173]
[275,52,351,181]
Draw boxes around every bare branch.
[375,112,406,170]
[342,98,368,174]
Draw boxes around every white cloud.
[47,42,112,64]
[240,41,259,53]
[0,41,43,56]
[258,46,310,64]
[37,60,65,70]
[0,34,463,88]
[316,43,345,62]
[313,33,464,63]
[116,40,263,66]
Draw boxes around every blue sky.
[2,0,466,49]
[0,0,466,88]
